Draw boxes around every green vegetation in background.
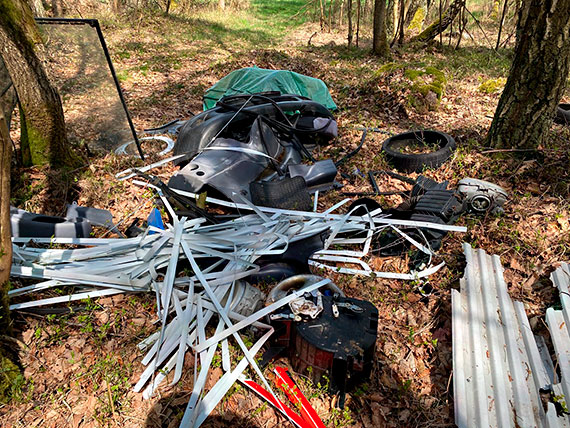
[250,0,308,32]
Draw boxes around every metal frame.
[34,17,145,159]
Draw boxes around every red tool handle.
[241,379,312,428]
[274,367,326,428]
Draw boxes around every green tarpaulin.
[203,67,337,111]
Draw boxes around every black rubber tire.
[382,130,456,173]
[554,103,570,125]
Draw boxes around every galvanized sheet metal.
[453,244,570,428]
[550,263,570,415]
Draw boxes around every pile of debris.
[9,63,568,428]
[10,194,465,426]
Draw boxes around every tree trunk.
[392,0,405,45]
[0,115,11,336]
[387,0,395,36]
[347,0,353,46]
[356,0,361,47]
[487,0,570,149]
[0,103,18,405]
[373,0,390,56]
[404,0,421,27]
[412,0,465,42]
[495,0,508,49]
[0,57,15,129]
[0,0,74,167]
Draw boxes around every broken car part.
[288,159,338,191]
[250,176,313,211]
[452,244,570,428]
[10,206,92,238]
[382,130,456,172]
[456,178,508,215]
[66,202,114,229]
[172,94,335,163]
[169,117,293,201]
[167,92,339,206]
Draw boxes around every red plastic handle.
[274,367,326,428]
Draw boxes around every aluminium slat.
[463,246,493,427]
[492,253,540,427]
[451,288,468,427]
[551,263,570,341]
[514,301,552,390]
[546,309,570,404]
[477,248,510,427]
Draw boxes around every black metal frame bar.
[35,17,145,159]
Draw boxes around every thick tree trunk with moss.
[0,0,73,167]
[373,0,390,56]
[0,112,18,404]
[411,0,464,42]
[487,0,570,149]
[0,57,15,128]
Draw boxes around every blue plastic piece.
[147,208,165,234]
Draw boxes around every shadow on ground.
[144,391,262,428]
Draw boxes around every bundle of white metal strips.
[131,178,466,279]
[452,244,570,428]
[10,197,464,427]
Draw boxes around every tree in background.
[0,0,74,167]
[412,0,465,42]
[373,0,390,56]
[487,0,570,149]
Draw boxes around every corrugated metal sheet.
[550,264,570,416]
[453,244,570,428]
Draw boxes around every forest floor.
[2,1,570,427]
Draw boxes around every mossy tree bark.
[0,0,73,167]
[0,57,16,128]
[487,0,570,149]
[373,0,390,56]
[0,110,18,404]
[411,0,464,42]
[404,0,421,27]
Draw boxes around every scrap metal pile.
[17,65,570,428]
[10,197,465,427]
